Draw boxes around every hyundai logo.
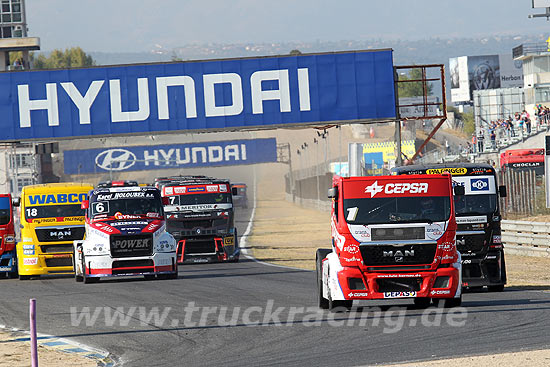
[95,149,137,171]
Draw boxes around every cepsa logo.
[364,181,429,198]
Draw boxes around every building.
[513,42,550,115]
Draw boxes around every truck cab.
[0,194,17,277]
[16,183,93,280]
[73,186,177,283]
[317,174,462,310]
[393,163,507,291]
[158,176,239,264]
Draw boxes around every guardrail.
[502,220,550,257]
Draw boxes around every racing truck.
[0,194,17,278]
[317,174,463,310]
[231,183,249,208]
[393,163,507,291]
[157,176,239,264]
[73,185,177,283]
[15,183,93,280]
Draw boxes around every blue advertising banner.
[0,50,396,142]
[63,138,278,174]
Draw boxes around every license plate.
[383,291,416,298]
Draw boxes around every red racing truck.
[0,194,17,278]
[317,174,463,310]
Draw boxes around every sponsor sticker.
[430,289,451,295]
[343,244,360,254]
[455,215,487,224]
[425,223,444,240]
[348,292,369,298]
[470,178,489,191]
[364,181,429,198]
[224,236,234,246]
[164,187,174,195]
[219,185,228,192]
[383,291,417,298]
[23,244,35,250]
[426,167,467,175]
[174,187,187,194]
[23,257,38,265]
[206,185,218,192]
[23,250,34,255]
[188,187,206,193]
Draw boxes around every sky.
[26,0,550,53]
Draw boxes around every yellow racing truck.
[15,183,93,280]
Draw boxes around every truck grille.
[456,234,485,253]
[110,234,153,258]
[376,277,422,292]
[40,244,74,253]
[184,240,217,255]
[45,257,73,267]
[371,227,424,241]
[359,244,437,266]
[35,227,85,242]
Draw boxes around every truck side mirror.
[162,197,170,205]
[453,186,465,196]
[81,200,89,210]
[231,187,238,196]
[328,187,338,199]
[498,185,507,198]
[12,197,20,207]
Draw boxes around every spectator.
[477,131,484,153]
[490,129,496,149]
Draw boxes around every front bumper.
[335,266,461,300]
[461,251,506,287]
[0,251,17,273]
[176,235,239,264]
[83,252,177,277]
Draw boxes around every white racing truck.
[73,186,177,283]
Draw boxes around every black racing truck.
[393,163,507,291]
[157,176,239,264]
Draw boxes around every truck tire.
[413,297,432,308]
[488,284,504,292]
[489,252,506,292]
[434,295,462,308]
[73,249,83,282]
[316,249,331,310]
[82,256,99,284]
[19,275,31,280]
[328,299,353,312]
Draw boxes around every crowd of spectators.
[471,106,550,153]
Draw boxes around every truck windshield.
[454,194,497,216]
[25,204,84,221]
[0,197,10,225]
[168,193,232,205]
[90,197,163,219]
[343,196,451,225]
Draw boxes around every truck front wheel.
[434,295,462,308]
[316,249,330,310]
[74,249,83,282]
[82,256,99,284]
[413,297,432,308]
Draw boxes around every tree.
[397,68,433,98]
[11,47,95,70]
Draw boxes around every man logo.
[95,149,137,171]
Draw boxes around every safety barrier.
[502,220,550,257]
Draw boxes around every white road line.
[238,166,310,272]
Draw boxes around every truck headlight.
[84,245,110,255]
[156,241,175,252]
